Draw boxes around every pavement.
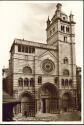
[13,111,81,121]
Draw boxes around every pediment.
[38,50,57,60]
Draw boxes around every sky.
[0,1,83,69]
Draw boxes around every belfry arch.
[37,83,59,113]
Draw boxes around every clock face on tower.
[42,59,55,73]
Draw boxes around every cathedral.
[4,3,78,118]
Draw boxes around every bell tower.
[46,3,75,46]
[46,3,62,45]
[46,3,77,108]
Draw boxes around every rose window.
[42,59,55,73]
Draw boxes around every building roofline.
[10,38,57,52]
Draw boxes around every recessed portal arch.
[20,91,35,117]
[37,82,59,113]
[62,92,73,112]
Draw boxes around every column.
[41,99,43,113]
[46,98,49,113]
[58,97,61,113]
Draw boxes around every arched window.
[24,78,29,87]
[28,46,35,53]
[61,25,65,32]
[18,44,21,52]
[64,57,68,64]
[22,45,25,52]
[65,79,68,86]
[23,66,32,74]
[61,79,64,86]
[64,36,67,42]
[30,78,35,87]
[54,77,58,84]
[63,26,65,32]
[31,47,35,53]
[25,46,28,53]
[38,76,42,84]
[67,27,69,32]
[69,79,73,86]
[61,26,63,31]
[18,78,23,87]
[66,27,69,32]
[63,69,69,76]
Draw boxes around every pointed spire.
[47,16,51,27]
[56,3,62,11]
[69,11,74,22]
[47,16,50,22]
[70,11,74,16]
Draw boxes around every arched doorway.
[62,92,72,112]
[20,91,35,117]
[38,83,59,114]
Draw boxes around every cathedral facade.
[8,3,77,117]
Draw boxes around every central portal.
[38,83,59,114]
